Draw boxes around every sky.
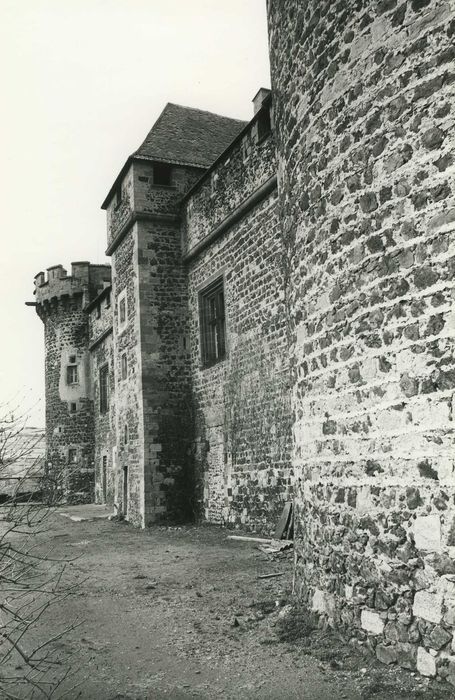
[0,0,271,427]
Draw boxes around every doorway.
[123,466,128,519]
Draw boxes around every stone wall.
[35,274,94,502]
[137,215,193,525]
[107,160,202,526]
[110,228,145,526]
[268,0,455,679]
[184,114,292,532]
[184,112,276,254]
[88,291,115,506]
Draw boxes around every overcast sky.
[0,0,270,427]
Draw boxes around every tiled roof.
[133,102,247,168]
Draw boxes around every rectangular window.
[121,353,128,380]
[70,402,77,413]
[68,448,77,464]
[118,288,127,332]
[124,424,128,445]
[96,303,101,319]
[105,291,111,309]
[66,364,78,385]
[199,277,226,368]
[99,364,109,414]
[153,162,172,186]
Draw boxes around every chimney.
[252,87,271,115]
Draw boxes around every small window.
[118,289,127,332]
[99,364,109,414]
[69,355,76,364]
[70,402,77,413]
[153,162,172,186]
[105,291,111,309]
[199,278,226,368]
[68,448,77,464]
[96,303,101,319]
[124,424,128,445]
[66,364,78,385]
[119,298,126,324]
[257,106,271,142]
[121,353,128,380]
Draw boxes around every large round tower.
[32,262,111,503]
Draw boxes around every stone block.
[312,589,326,614]
[417,647,437,677]
[448,657,455,687]
[413,515,441,553]
[413,590,443,624]
[361,609,385,635]
[396,642,417,670]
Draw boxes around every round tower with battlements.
[30,261,111,503]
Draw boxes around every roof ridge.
[164,101,247,124]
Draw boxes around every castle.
[29,0,455,680]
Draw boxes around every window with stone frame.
[199,277,226,368]
[99,364,109,414]
[66,363,78,385]
[68,448,77,464]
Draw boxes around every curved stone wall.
[268,0,455,679]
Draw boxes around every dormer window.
[153,163,172,187]
[257,106,271,143]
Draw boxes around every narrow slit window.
[118,289,128,332]
[199,278,226,368]
[99,364,109,414]
[121,353,128,380]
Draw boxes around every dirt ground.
[7,510,455,700]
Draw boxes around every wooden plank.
[227,535,273,544]
[273,502,292,540]
[257,572,284,579]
